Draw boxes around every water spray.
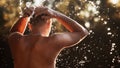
[33,0,46,6]
[19,0,23,17]
[25,2,36,19]
[25,0,48,19]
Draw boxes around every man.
[8,6,89,68]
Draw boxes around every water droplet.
[107,32,112,35]
[103,21,107,25]
[107,27,111,31]
[96,0,101,5]
[79,60,86,64]
[85,21,90,28]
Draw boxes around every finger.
[35,11,50,18]
[23,7,34,16]
[35,7,48,13]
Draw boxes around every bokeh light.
[85,21,90,28]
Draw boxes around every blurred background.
[0,0,120,68]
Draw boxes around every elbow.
[80,27,89,37]
[80,29,89,41]
[83,30,89,36]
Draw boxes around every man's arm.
[10,7,35,34]
[49,9,89,48]
[8,7,34,45]
[8,16,30,45]
[10,16,30,34]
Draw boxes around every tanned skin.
[8,7,89,68]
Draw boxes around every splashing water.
[19,0,23,17]
[16,0,120,67]
[33,0,45,6]
[19,0,55,18]
[19,0,47,18]
[75,0,101,29]
[78,1,100,19]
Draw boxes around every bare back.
[8,7,88,68]
[9,34,63,68]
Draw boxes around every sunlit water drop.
[19,0,23,17]
[96,0,101,5]
[107,32,112,35]
[26,2,32,7]
[107,27,111,31]
[33,0,45,6]
[103,21,108,25]
[85,21,90,28]
[110,43,116,54]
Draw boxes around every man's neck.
[30,32,49,37]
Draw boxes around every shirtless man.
[8,6,89,68]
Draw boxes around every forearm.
[53,11,88,34]
[10,16,30,34]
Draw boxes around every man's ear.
[47,19,52,25]
[28,23,32,31]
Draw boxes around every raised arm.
[53,10,88,33]
[10,7,35,34]
[8,7,34,46]
[48,8,89,48]
[10,16,30,34]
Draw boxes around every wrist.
[52,10,65,19]
[51,10,59,18]
[23,13,30,17]
[20,16,30,23]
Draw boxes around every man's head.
[28,14,52,36]
[30,14,48,25]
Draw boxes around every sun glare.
[109,0,119,4]
[33,0,45,6]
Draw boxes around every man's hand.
[34,6,48,17]
[34,6,56,19]
[23,7,35,17]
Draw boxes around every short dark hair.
[30,14,48,25]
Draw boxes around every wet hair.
[30,14,48,25]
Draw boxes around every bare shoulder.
[49,32,88,48]
[8,32,23,45]
[9,32,23,38]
